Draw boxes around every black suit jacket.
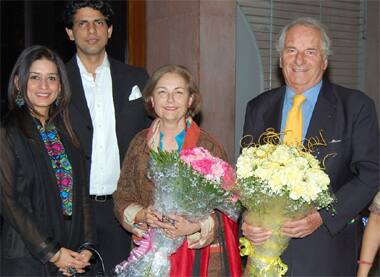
[243,81,379,275]
[66,56,150,179]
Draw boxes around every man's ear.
[323,58,328,71]
[107,25,113,39]
[65,27,75,41]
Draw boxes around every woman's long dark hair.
[7,45,79,147]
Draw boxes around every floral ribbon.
[129,229,154,263]
[239,237,254,256]
[239,237,288,276]
[115,229,154,274]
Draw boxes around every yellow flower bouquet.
[236,142,335,277]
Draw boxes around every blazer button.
[85,155,91,160]
[87,125,92,130]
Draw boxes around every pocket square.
[329,139,342,143]
[129,85,142,101]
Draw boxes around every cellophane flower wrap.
[115,147,239,277]
[236,142,335,277]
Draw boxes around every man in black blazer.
[63,0,150,274]
[242,17,379,275]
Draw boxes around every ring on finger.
[67,266,77,275]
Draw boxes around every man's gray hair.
[276,17,331,58]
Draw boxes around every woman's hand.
[144,207,200,240]
[145,206,168,228]
[162,215,201,240]
[77,249,92,266]
[50,247,90,276]
[134,208,149,234]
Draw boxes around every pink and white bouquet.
[115,147,239,277]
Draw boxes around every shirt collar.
[285,80,322,105]
[76,53,110,79]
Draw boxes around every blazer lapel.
[305,81,337,161]
[109,58,125,118]
[263,86,285,134]
[67,57,92,125]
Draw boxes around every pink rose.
[192,159,214,176]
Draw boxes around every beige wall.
[146,0,236,160]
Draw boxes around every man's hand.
[281,211,323,238]
[241,221,272,245]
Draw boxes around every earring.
[15,91,25,107]
[54,93,62,106]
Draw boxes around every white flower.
[304,152,321,169]
[270,145,293,165]
[305,169,330,191]
[236,142,333,211]
[267,171,285,193]
[236,152,255,179]
[282,165,303,186]
[289,181,308,201]
[292,157,309,171]
[254,166,273,181]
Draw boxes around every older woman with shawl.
[113,64,241,276]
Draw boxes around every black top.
[1,111,96,275]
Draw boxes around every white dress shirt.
[77,54,120,195]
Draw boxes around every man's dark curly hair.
[63,0,114,29]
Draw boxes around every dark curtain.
[0,0,128,117]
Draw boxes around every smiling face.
[25,58,61,118]
[280,25,328,94]
[151,72,193,126]
[65,7,112,59]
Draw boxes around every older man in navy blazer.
[63,0,150,274]
[242,17,379,275]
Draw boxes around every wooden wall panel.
[146,0,236,160]
[128,0,146,67]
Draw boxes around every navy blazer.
[243,81,379,275]
[66,56,150,178]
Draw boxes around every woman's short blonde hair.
[143,64,201,118]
